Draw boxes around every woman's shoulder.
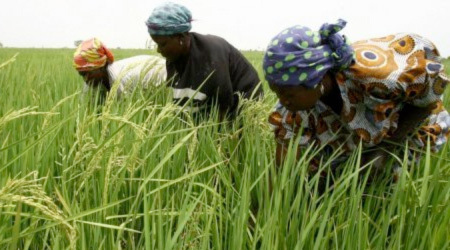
[191,32,228,43]
[107,55,165,81]
[346,33,443,83]
[191,32,232,52]
[350,33,440,56]
[113,55,165,66]
[109,55,164,71]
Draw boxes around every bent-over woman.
[73,38,166,103]
[146,2,263,118]
[264,19,449,178]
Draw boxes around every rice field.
[0,48,449,249]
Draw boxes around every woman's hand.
[391,102,436,141]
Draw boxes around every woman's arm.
[361,102,436,178]
[390,102,437,142]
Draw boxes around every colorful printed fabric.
[263,19,354,88]
[146,2,192,36]
[269,33,450,163]
[73,38,114,72]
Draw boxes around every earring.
[180,40,183,46]
[320,84,325,95]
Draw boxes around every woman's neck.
[180,33,191,58]
[101,71,111,91]
[320,73,343,114]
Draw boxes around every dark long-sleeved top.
[166,32,263,114]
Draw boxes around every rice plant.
[0,48,449,249]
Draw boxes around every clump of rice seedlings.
[0,107,55,132]
[0,172,76,249]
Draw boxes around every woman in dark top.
[146,2,263,118]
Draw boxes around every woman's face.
[151,35,184,62]
[269,83,322,111]
[78,67,108,87]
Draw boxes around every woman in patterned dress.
[264,19,450,178]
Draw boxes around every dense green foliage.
[0,48,449,249]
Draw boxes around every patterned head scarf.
[263,19,354,88]
[146,2,192,36]
[73,38,114,72]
